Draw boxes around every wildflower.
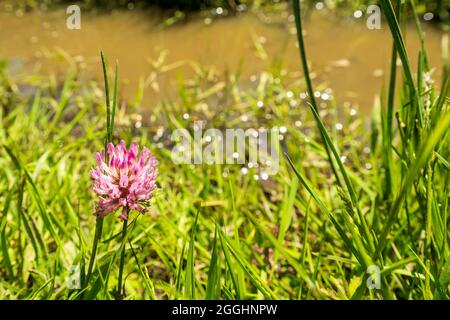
[90,140,158,220]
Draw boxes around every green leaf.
[205,228,221,299]
[185,210,199,299]
[218,226,278,300]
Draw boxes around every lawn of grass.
[0,0,449,300]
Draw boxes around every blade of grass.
[306,104,374,251]
[175,236,187,299]
[435,151,450,170]
[110,62,118,141]
[217,221,242,299]
[291,0,342,188]
[0,192,14,280]
[185,210,199,299]
[243,209,314,289]
[380,0,416,94]
[285,154,373,269]
[100,51,111,143]
[217,226,278,299]
[205,227,221,299]
[375,109,450,258]
[129,240,156,299]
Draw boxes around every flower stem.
[85,217,104,287]
[117,217,129,298]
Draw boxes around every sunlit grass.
[0,0,449,300]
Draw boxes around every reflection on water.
[0,8,445,111]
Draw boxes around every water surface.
[0,8,445,111]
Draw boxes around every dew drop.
[315,2,324,10]
[353,10,363,18]
[423,12,434,21]
[321,93,330,101]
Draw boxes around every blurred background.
[0,0,448,111]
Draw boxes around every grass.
[0,0,449,300]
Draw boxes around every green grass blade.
[218,226,278,299]
[285,154,372,269]
[110,62,118,141]
[185,210,199,299]
[380,0,416,93]
[217,222,242,299]
[1,192,14,279]
[291,0,342,187]
[205,227,221,299]
[100,51,111,144]
[375,109,450,257]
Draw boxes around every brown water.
[0,8,446,110]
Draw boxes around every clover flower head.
[90,140,158,220]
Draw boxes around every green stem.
[100,51,111,142]
[85,217,104,287]
[292,0,342,187]
[117,216,129,298]
[384,2,399,203]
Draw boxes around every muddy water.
[0,8,446,111]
